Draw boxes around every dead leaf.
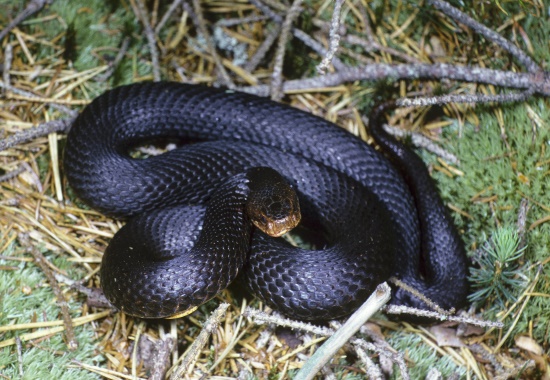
[515,335,543,355]
[429,325,464,348]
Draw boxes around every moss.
[427,99,550,342]
[387,332,469,379]
[0,243,103,379]
[0,0,152,88]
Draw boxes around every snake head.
[246,167,301,237]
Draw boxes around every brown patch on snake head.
[245,167,301,237]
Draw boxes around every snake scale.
[64,82,469,320]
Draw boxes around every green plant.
[468,227,528,308]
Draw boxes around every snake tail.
[368,102,469,312]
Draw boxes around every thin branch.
[493,360,535,380]
[0,118,75,152]
[239,63,548,96]
[354,339,409,380]
[390,277,450,315]
[344,34,421,64]
[133,0,161,81]
[169,303,230,379]
[216,14,270,27]
[249,0,283,22]
[244,309,334,336]
[150,336,175,380]
[427,0,540,73]
[384,305,504,328]
[0,0,53,41]
[244,24,281,73]
[245,285,409,379]
[249,0,346,73]
[15,337,24,378]
[3,43,13,91]
[155,0,184,35]
[316,0,344,74]
[354,346,383,380]
[191,0,234,88]
[0,165,25,183]
[96,37,131,82]
[379,123,460,165]
[293,283,391,380]
[271,0,303,101]
[54,273,113,310]
[468,343,505,373]
[18,233,78,350]
[517,198,529,250]
[0,81,77,115]
[293,29,346,71]
[361,90,536,166]
[395,89,536,108]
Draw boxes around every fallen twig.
[216,14,270,28]
[384,305,504,328]
[0,0,53,41]
[169,303,230,379]
[316,0,344,74]
[54,273,113,310]
[354,345,383,380]
[270,0,303,101]
[294,283,391,380]
[155,0,184,34]
[150,336,176,380]
[244,24,281,73]
[240,63,547,96]
[0,81,77,115]
[0,118,75,152]
[3,43,12,91]
[132,0,161,81]
[15,337,24,378]
[378,123,460,165]
[395,89,536,108]
[389,277,451,315]
[245,284,409,379]
[96,37,131,82]
[293,29,346,71]
[249,0,282,22]
[17,233,78,350]
[0,165,25,183]
[427,0,540,73]
[191,0,233,87]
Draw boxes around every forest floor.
[0,0,549,379]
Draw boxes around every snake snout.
[245,167,301,237]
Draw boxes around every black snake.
[64,82,469,320]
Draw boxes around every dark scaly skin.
[64,82,469,320]
[368,103,469,311]
[100,167,300,318]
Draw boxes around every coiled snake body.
[64,82,468,320]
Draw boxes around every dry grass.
[1,0,548,379]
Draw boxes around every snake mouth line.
[253,212,301,237]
